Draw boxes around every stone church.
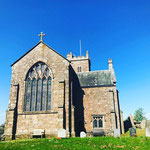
[4,33,124,140]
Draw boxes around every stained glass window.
[47,77,51,110]
[46,69,49,76]
[24,62,52,112]
[25,78,31,111]
[36,78,41,111]
[31,78,36,111]
[41,78,46,111]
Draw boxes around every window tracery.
[24,62,52,112]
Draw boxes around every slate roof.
[77,70,116,87]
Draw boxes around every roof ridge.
[77,69,115,87]
[77,70,110,74]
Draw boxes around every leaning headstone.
[58,129,66,138]
[146,126,150,137]
[114,129,120,137]
[129,128,136,137]
[80,131,86,138]
[129,114,135,127]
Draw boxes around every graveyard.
[1,124,150,149]
[0,136,150,150]
[1,112,150,149]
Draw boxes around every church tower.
[67,51,91,73]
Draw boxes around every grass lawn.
[0,136,150,150]
[122,129,146,137]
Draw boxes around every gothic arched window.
[24,62,52,112]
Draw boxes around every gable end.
[11,41,70,67]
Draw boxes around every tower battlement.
[67,51,90,72]
[67,50,89,60]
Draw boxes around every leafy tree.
[0,123,4,128]
[134,107,146,122]
[0,123,4,136]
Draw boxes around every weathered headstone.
[114,129,120,137]
[140,120,150,129]
[146,120,150,127]
[58,129,66,138]
[80,131,86,138]
[141,120,146,129]
[129,114,135,128]
[129,128,136,137]
[146,126,150,137]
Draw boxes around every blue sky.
[0,0,150,124]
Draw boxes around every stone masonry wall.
[16,113,58,138]
[67,52,90,73]
[82,86,121,135]
[5,42,70,139]
[5,41,122,139]
[70,59,90,73]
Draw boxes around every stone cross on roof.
[38,32,45,42]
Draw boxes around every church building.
[4,33,124,140]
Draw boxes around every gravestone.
[58,129,66,138]
[146,120,150,127]
[141,120,146,129]
[114,129,120,137]
[129,114,135,127]
[146,126,150,137]
[80,131,86,138]
[129,128,136,137]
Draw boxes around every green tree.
[0,123,4,128]
[134,107,146,122]
[0,123,4,136]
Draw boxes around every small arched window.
[99,119,103,128]
[93,115,104,128]
[24,62,52,112]
[77,67,82,72]
[93,119,97,128]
